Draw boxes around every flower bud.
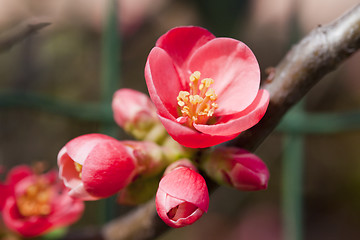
[122,140,166,177]
[112,88,167,143]
[202,147,269,191]
[57,134,137,200]
[156,166,209,228]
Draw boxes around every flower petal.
[193,89,269,136]
[145,47,182,119]
[65,133,116,165]
[48,189,84,226]
[6,165,33,186]
[57,147,98,200]
[230,153,269,191]
[156,26,215,84]
[81,141,136,198]
[158,115,238,148]
[188,38,260,114]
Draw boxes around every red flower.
[156,166,209,228]
[57,133,137,200]
[145,26,269,148]
[0,165,84,237]
[203,147,269,191]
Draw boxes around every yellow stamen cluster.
[177,71,218,126]
[17,179,52,217]
[74,162,83,178]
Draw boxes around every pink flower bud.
[122,140,166,177]
[156,167,209,228]
[203,147,269,191]
[0,165,84,237]
[57,133,137,200]
[112,88,167,142]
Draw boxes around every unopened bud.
[202,147,269,191]
[156,163,209,228]
[123,140,167,177]
[112,89,167,143]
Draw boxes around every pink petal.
[155,188,171,222]
[188,38,260,114]
[164,193,185,212]
[158,167,209,212]
[158,115,238,148]
[156,26,215,85]
[6,165,33,186]
[48,189,84,226]
[57,147,98,200]
[145,47,182,119]
[193,89,269,136]
[0,184,9,211]
[170,206,204,228]
[65,133,116,165]
[231,154,270,191]
[81,141,136,198]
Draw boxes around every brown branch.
[0,19,50,53]
[102,200,168,240]
[64,4,360,240]
[227,3,360,150]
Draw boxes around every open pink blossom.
[145,26,270,148]
[57,133,137,200]
[156,166,209,228]
[0,165,84,237]
[203,147,269,191]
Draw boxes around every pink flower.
[145,26,270,148]
[203,147,269,191]
[156,166,209,228]
[57,133,137,200]
[0,165,84,237]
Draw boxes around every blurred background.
[0,0,360,239]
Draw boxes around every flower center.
[17,178,52,217]
[176,71,218,127]
[74,162,83,178]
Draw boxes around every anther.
[176,71,218,127]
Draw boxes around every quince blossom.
[0,165,84,237]
[145,26,269,148]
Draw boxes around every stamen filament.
[177,71,218,127]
